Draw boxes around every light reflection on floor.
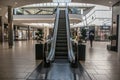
[81,41,120,80]
[0,40,119,80]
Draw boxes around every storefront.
[95,25,110,41]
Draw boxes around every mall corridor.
[0,0,120,80]
[0,41,119,80]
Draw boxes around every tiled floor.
[80,41,120,80]
[0,40,120,80]
[0,41,41,80]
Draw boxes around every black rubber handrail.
[46,8,60,62]
[65,7,75,63]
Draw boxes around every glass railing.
[13,8,56,15]
[85,10,112,25]
[68,7,83,15]
[13,7,84,15]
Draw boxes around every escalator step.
[55,50,68,52]
[56,40,67,43]
[56,43,67,47]
[57,32,67,34]
[58,30,66,31]
[57,34,66,36]
[58,29,66,31]
[54,10,69,60]
[55,49,68,52]
[55,53,68,56]
[56,47,67,49]
[58,33,67,36]
[55,56,68,59]
[55,51,67,52]
[55,54,68,56]
[57,36,67,40]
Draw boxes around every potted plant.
[35,29,44,43]
[78,28,87,61]
[79,28,87,43]
[35,29,44,60]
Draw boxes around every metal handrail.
[46,8,60,62]
[66,7,75,63]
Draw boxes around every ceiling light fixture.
[15,2,18,5]
[109,1,112,4]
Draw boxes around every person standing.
[89,31,94,47]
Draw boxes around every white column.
[28,26,30,40]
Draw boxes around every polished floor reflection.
[0,41,120,80]
[81,41,120,80]
[0,41,41,80]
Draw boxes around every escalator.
[46,9,75,80]
[55,10,68,59]
[27,8,92,80]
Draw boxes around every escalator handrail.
[46,8,60,62]
[66,7,75,63]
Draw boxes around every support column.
[32,27,35,40]
[118,16,120,60]
[14,25,17,41]
[8,6,13,48]
[28,26,30,40]
[0,16,4,43]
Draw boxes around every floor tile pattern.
[0,41,120,80]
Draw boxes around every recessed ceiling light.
[109,1,112,4]
[15,2,18,5]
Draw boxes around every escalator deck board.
[73,63,92,80]
[26,62,92,80]
[47,63,74,80]
[26,62,49,80]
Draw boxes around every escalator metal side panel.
[47,63,75,80]
[72,62,92,80]
[26,61,49,80]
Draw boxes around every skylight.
[52,0,71,3]
[22,3,95,8]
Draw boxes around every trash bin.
[78,43,86,61]
[35,44,44,60]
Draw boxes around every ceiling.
[0,0,119,16]
[0,0,119,7]
[0,0,119,27]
